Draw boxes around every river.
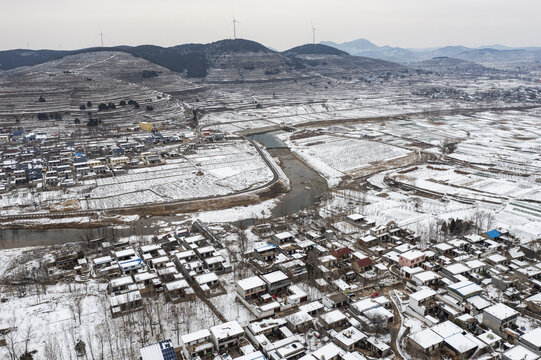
[0,131,328,248]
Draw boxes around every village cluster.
[39,208,541,360]
[0,122,225,191]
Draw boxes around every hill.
[0,39,403,80]
[284,44,349,56]
[411,56,495,73]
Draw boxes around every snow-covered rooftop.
[181,329,211,345]
[237,276,265,290]
[410,288,436,302]
[448,280,482,297]
[210,320,244,341]
[408,328,443,349]
[444,332,478,354]
[260,270,289,284]
[321,309,346,324]
[483,302,518,321]
[431,320,463,339]
[399,249,425,260]
[502,345,538,360]
[333,326,366,346]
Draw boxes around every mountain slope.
[0,39,403,80]
[284,44,349,56]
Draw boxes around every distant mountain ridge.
[0,39,401,78]
[322,38,541,66]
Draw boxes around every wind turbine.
[311,22,317,44]
[232,16,239,39]
[99,31,104,47]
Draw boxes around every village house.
[133,271,160,297]
[447,280,483,301]
[331,243,351,259]
[181,329,213,360]
[260,270,291,294]
[109,156,129,167]
[254,243,278,262]
[164,279,191,302]
[109,290,142,317]
[210,321,245,351]
[140,339,179,360]
[411,270,441,287]
[322,292,349,309]
[332,326,366,352]
[108,275,134,294]
[195,272,220,293]
[482,302,519,338]
[272,231,294,244]
[358,234,378,248]
[345,213,364,225]
[236,276,267,300]
[319,309,347,331]
[285,310,313,333]
[351,252,373,273]
[398,250,425,268]
[408,288,437,317]
[408,328,443,354]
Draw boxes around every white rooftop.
[483,302,518,321]
[520,327,541,348]
[431,320,463,339]
[408,328,443,349]
[165,279,189,291]
[444,263,471,275]
[400,249,425,260]
[448,280,482,297]
[181,329,211,344]
[285,311,313,326]
[502,345,539,360]
[444,332,478,354]
[412,270,441,282]
[260,270,289,284]
[410,288,436,302]
[333,326,366,346]
[274,231,293,240]
[347,213,364,221]
[195,272,219,285]
[467,295,492,310]
[210,320,244,341]
[486,253,507,263]
[321,309,346,324]
[237,276,265,290]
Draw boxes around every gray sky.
[1,0,540,51]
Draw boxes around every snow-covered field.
[283,134,411,186]
[0,140,275,215]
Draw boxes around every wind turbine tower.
[100,31,104,47]
[311,22,317,44]
[232,17,239,39]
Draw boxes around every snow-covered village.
[1,2,540,360]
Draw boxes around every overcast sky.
[1,0,540,51]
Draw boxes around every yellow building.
[139,122,152,132]
[110,156,129,167]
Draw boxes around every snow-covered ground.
[0,140,275,215]
[282,133,411,187]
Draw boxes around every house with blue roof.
[483,229,501,240]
